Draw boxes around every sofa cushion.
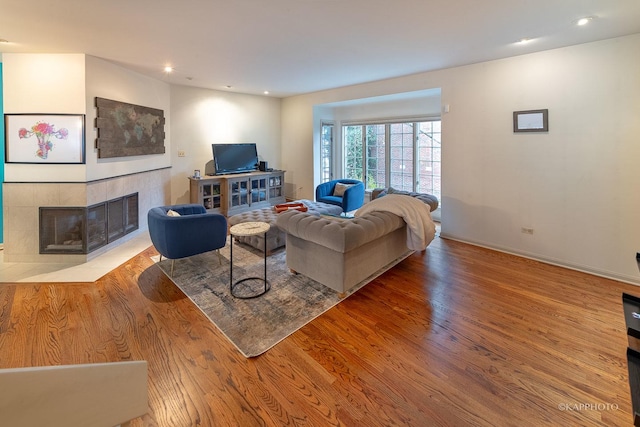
[165,204,207,216]
[372,187,439,212]
[319,195,343,205]
[167,209,181,217]
[276,210,404,253]
[333,182,353,197]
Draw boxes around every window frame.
[320,121,335,183]
[340,116,440,194]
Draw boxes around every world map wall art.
[95,97,166,158]
[4,114,86,164]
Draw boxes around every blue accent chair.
[315,179,365,213]
[147,204,227,276]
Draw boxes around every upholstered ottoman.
[228,200,343,253]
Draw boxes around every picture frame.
[95,97,165,159]
[4,114,86,164]
[513,109,548,133]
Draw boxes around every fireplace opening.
[108,197,125,242]
[40,193,138,254]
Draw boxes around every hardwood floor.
[0,235,637,426]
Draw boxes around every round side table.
[229,221,271,299]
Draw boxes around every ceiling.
[1,0,640,98]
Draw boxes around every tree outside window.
[341,119,441,202]
[320,122,334,183]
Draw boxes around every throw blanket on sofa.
[355,194,436,251]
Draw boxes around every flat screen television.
[212,143,259,175]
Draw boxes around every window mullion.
[385,124,391,188]
[413,122,418,192]
[361,125,367,183]
[341,118,440,199]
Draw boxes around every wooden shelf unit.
[189,170,285,216]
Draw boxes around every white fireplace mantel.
[2,168,170,263]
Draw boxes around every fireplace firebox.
[39,193,139,254]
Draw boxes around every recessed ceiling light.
[225,85,233,89]
[517,38,533,44]
[576,16,594,26]
[164,66,173,73]
[263,91,270,95]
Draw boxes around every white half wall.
[169,85,281,203]
[0,361,148,427]
[281,34,640,285]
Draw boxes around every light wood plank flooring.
[0,235,637,426]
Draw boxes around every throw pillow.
[371,188,387,199]
[167,209,181,217]
[333,183,354,197]
[387,186,407,196]
[274,202,308,213]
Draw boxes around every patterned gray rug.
[153,239,412,357]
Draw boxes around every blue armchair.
[147,204,227,276]
[315,179,365,213]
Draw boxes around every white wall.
[440,35,640,284]
[308,91,442,200]
[327,92,441,123]
[282,34,640,284]
[322,92,442,188]
[2,54,172,261]
[85,56,171,181]
[169,85,282,203]
[2,54,172,183]
[283,75,443,200]
[3,54,87,182]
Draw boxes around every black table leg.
[229,234,233,293]
[230,231,270,299]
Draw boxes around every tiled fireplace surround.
[3,168,170,263]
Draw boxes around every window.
[366,124,386,189]
[320,122,334,183]
[341,118,441,203]
[417,121,441,202]
[389,123,414,191]
[343,125,363,181]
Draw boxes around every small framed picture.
[4,114,86,164]
[513,109,548,133]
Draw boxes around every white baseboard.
[439,232,640,287]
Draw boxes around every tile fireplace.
[3,168,170,263]
[39,193,139,255]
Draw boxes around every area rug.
[153,239,412,357]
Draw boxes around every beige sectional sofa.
[275,210,413,296]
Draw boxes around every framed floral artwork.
[4,114,86,164]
